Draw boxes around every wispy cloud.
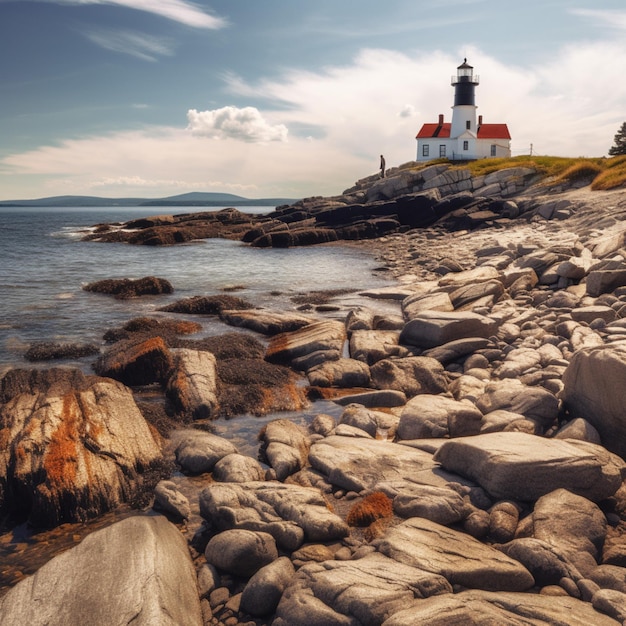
[44,0,227,29]
[84,29,175,60]
[570,9,626,32]
[187,106,289,143]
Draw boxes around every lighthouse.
[415,59,511,162]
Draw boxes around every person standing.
[379,154,386,178]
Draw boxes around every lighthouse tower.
[415,60,511,162]
[450,59,478,139]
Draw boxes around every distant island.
[0,192,298,208]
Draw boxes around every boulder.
[401,292,454,320]
[338,404,398,438]
[199,481,349,550]
[273,552,451,626]
[172,429,238,475]
[94,335,173,386]
[308,435,471,494]
[397,394,483,440]
[240,557,295,616]
[374,516,534,591]
[449,279,505,309]
[400,311,498,348]
[0,515,202,626]
[258,419,311,481]
[586,269,626,297]
[370,356,447,398]
[307,357,371,388]
[562,343,626,459]
[475,379,559,428]
[349,329,402,365]
[219,309,314,335]
[0,368,162,526]
[532,488,607,576]
[433,432,625,502]
[422,337,492,365]
[153,480,191,520]
[383,589,619,626]
[165,349,219,420]
[204,529,278,578]
[212,453,266,483]
[265,320,346,365]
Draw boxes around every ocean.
[0,206,394,370]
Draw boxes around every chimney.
[438,114,444,125]
[478,115,483,126]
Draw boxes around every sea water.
[0,206,394,369]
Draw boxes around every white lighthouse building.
[416,59,511,162]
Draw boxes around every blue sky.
[1,0,625,200]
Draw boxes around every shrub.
[346,491,393,527]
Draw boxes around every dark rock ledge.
[2,166,626,624]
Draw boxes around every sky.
[1,0,626,201]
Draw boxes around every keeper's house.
[416,59,511,162]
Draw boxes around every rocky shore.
[3,162,626,624]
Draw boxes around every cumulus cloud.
[187,106,289,143]
[51,0,227,28]
[84,29,175,60]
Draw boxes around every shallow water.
[0,205,397,593]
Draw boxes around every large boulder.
[434,432,625,502]
[308,435,471,494]
[171,429,237,474]
[0,515,202,626]
[562,343,626,459]
[205,529,278,578]
[258,419,311,481]
[273,552,452,626]
[374,516,534,591]
[400,311,498,348]
[0,369,163,526]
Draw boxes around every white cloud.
[399,104,417,118]
[84,29,175,60]
[187,106,289,143]
[570,9,626,32]
[58,0,227,28]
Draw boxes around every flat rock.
[400,311,498,348]
[349,329,402,365]
[374,516,534,591]
[265,320,346,365]
[402,291,454,320]
[0,515,202,626]
[273,552,452,626]
[397,394,483,439]
[307,357,371,388]
[308,434,472,494]
[433,431,625,502]
[199,481,349,550]
[383,589,620,626]
[219,309,314,335]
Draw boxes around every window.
[463,141,469,151]
[466,120,471,130]
[490,144,497,156]
[439,145,446,157]
[422,144,429,157]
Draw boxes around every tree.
[609,122,626,156]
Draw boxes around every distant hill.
[0,192,298,208]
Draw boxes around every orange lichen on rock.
[346,491,393,527]
[44,393,80,486]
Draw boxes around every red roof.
[416,122,510,140]
[416,123,451,139]
[477,124,510,139]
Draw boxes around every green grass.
[396,155,626,189]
